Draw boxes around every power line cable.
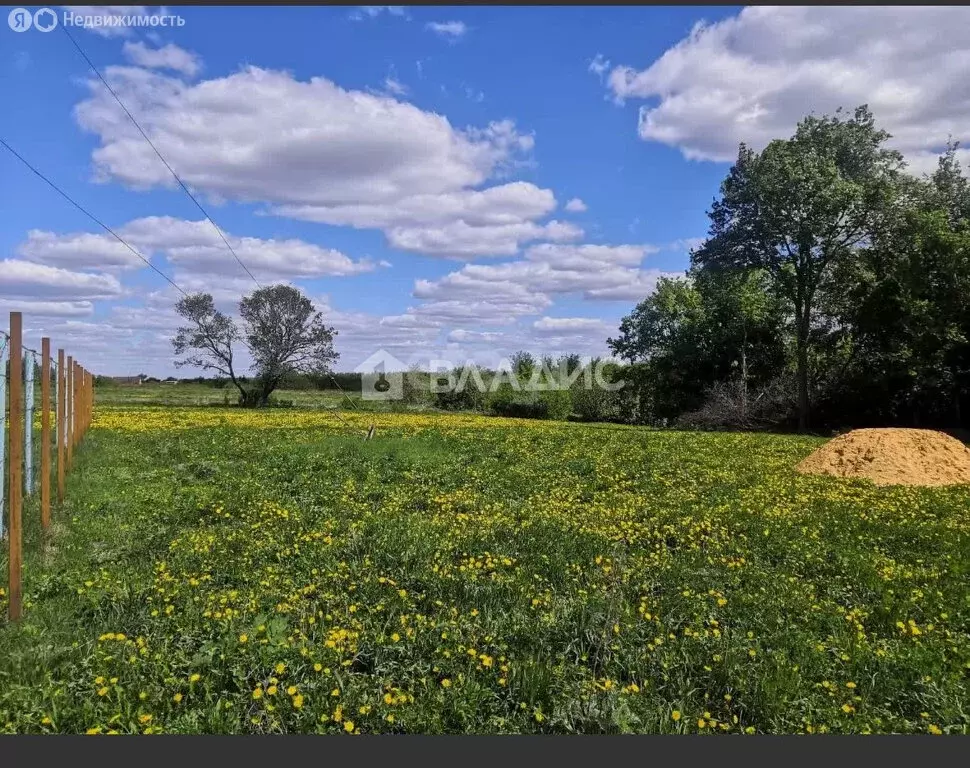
[0,136,186,296]
[59,29,375,434]
[10,32,373,438]
[62,25,263,290]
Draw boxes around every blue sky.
[2,6,966,376]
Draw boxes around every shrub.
[571,384,617,423]
[434,367,490,412]
[540,388,573,421]
[488,384,572,421]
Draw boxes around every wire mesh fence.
[2,311,94,622]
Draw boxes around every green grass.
[92,383,359,409]
[0,407,968,734]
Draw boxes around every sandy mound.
[796,428,970,487]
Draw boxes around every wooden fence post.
[88,371,94,434]
[41,338,51,530]
[82,368,88,438]
[7,312,23,622]
[66,356,73,471]
[57,349,65,503]
[81,368,87,439]
[76,366,82,442]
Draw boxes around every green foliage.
[487,383,573,421]
[433,367,490,412]
[612,108,970,432]
[692,105,904,429]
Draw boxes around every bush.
[571,384,617,423]
[402,369,435,407]
[434,367,490,412]
[540,388,572,421]
[488,384,572,421]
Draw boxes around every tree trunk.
[231,377,248,404]
[795,299,811,432]
[740,326,749,427]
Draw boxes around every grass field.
[1,406,968,734]
[92,382,367,409]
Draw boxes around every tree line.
[162,105,968,431]
[609,106,970,432]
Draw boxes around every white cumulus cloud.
[564,198,588,213]
[74,65,565,258]
[604,6,970,173]
[122,42,201,77]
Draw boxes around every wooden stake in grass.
[41,337,51,530]
[57,348,65,503]
[7,312,23,622]
[66,355,74,472]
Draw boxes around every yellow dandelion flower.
[441,679,452,688]
[671,711,681,721]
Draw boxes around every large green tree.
[609,269,786,424]
[831,144,970,426]
[173,284,339,406]
[692,106,904,429]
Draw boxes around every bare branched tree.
[172,293,247,402]
[173,285,338,407]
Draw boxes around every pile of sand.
[796,428,970,487]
